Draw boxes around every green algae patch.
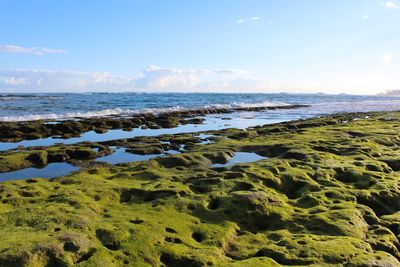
[2,111,400,266]
[0,145,103,174]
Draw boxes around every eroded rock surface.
[0,111,400,266]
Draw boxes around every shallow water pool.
[0,163,80,182]
[212,152,267,167]
[0,112,302,152]
[95,147,180,165]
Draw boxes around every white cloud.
[0,45,66,56]
[236,16,261,24]
[383,53,393,62]
[384,1,398,8]
[133,65,199,90]
[4,77,27,85]
[0,66,279,93]
[0,69,131,92]
[1,65,398,95]
[362,15,381,20]
[132,66,276,92]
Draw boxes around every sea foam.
[0,101,289,122]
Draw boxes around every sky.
[0,0,399,94]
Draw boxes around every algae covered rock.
[1,111,400,266]
[27,151,48,167]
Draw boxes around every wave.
[0,94,62,101]
[0,101,290,122]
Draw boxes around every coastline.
[1,110,400,265]
[0,104,308,143]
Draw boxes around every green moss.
[0,152,33,172]
[0,145,100,173]
[1,111,400,266]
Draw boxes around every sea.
[1,92,400,122]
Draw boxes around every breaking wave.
[0,94,62,101]
[0,101,290,122]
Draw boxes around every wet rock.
[27,151,48,167]
[156,116,180,128]
[126,144,164,155]
[204,151,234,164]
[181,118,205,125]
[0,104,308,142]
[66,149,96,160]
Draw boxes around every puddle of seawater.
[198,133,216,145]
[212,152,266,167]
[0,163,80,182]
[0,112,305,152]
[95,147,179,164]
[175,144,186,151]
[160,141,171,145]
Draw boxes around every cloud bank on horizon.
[0,45,66,56]
[1,65,398,95]
[0,66,281,93]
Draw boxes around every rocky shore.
[0,104,307,142]
[1,110,400,266]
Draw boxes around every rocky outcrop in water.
[0,104,307,142]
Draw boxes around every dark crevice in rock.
[192,232,206,242]
[160,253,204,267]
[119,188,178,203]
[207,198,220,210]
[356,195,397,217]
[76,248,97,264]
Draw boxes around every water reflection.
[0,163,79,182]
[95,147,179,164]
[212,152,266,167]
[0,112,301,151]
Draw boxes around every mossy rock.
[1,111,400,266]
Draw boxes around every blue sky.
[0,0,399,94]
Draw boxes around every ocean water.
[1,92,400,122]
[1,92,400,180]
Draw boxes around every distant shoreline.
[378,90,400,97]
